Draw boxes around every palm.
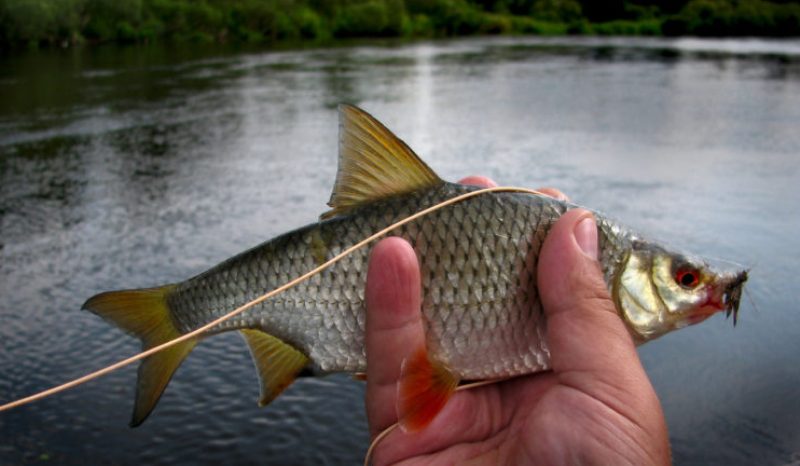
[369,373,561,464]
[364,179,670,466]
[370,368,652,465]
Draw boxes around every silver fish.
[84,105,747,429]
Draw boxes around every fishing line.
[0,186,548,413]
[365,424,398,466]
[744,288,760,316]
[363,378,511,466]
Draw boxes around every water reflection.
[0,37,799,465]
[0,137,89,243]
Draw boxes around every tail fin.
[82,285,197,427]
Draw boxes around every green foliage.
[531,0,583,23]
[637,18,663,34]
[0,0,87,46]
[480,12,513,33]
[565,18,590,34]
[294,7,326,39]
[663,0,800,36]
[406,13,435,35]
[84,0,143,42]
[407,0,485,35]
[333,0,406,37]
[1,0,798,48]
[590,18,663,35]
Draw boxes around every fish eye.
[675,268,700,289]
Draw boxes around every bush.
[406,13,435,36]
[591,19,662,36]
[480,13,513,34]
[774,3,800,35]
[225,0,279,42]
[637,18,662,35]
[138,17,164,42]
[681,0,735,35]
[407,0,484,35]
[1,0,87,46]
[667,0,800,37]
[2,0,799,48]
[333,0,406,38]
[509,16,566,34]
[566,19,590,34]
[531,0,583,23]
[294,7,325,39]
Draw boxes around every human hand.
[364,177,671,465]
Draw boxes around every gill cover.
[616,245,708,342]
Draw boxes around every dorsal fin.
[321,105,443,219]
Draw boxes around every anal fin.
[397,347,459,432]
[240,329,309,407]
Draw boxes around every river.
[1,36,799,465]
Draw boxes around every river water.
[1,36,798,465]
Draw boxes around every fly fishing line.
[363,378,508,466]
[0,186,549,413]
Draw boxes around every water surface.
[1,37,799,465]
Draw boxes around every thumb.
[538,209,671,465]
[537,209,640,377]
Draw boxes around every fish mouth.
[701,270,748,326]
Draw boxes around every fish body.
[169,182,627,378]
[84,105,747,428]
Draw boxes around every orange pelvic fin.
[397,347,459,432]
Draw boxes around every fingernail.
[574,215,598,260]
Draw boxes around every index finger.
[458,176,569,202]
[364,237,426,437]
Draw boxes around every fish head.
[614,241,748,343]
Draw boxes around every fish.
[83,104,748,430]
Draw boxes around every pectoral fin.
[240,329,309,406]
[397,347,459,432]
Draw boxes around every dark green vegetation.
[1,0,799,49]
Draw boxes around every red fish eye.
[676,269,700,288]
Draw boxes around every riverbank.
[1,0,799,50]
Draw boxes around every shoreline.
[2,0,798,52]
